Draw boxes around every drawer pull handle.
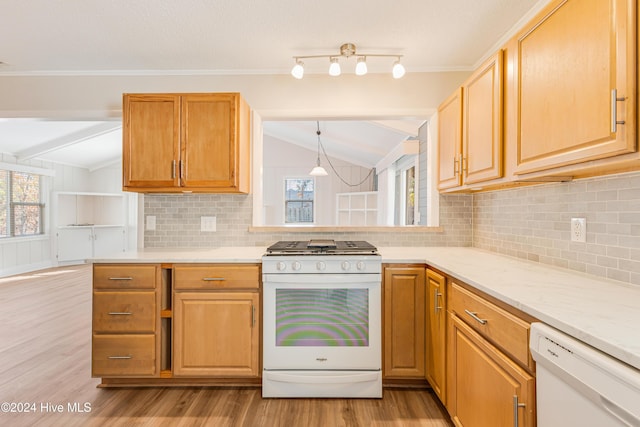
[107,355,132,360]
[108,312,132,315]
[434,290,443,312]
[513,395,526,427]
[202,277,225,281]
[464,309,487,325]
[611,89,626,133]
[108,277,133,281]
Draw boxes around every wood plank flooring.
[0,265,453,427]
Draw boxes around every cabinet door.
[181,93,239,189]
[438,88,463,190]
[173,292,259,377]
[383,267,426,378]
[448,313,535,427]
[93,226,125,257]
[425,269,446,403]
[123,94,180,189]
[515,0,636,174]
[57,227,93,262]
[463,51,503,184]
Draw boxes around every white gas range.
[261,240,382,398]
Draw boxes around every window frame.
[283,177,316,224]
[0,166,48,239]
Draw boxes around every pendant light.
[309,121,328,176]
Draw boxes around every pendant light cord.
[316,121,375,188]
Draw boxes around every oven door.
[263,273,381,371]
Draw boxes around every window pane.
[286,201,313,223]
[12,204,42,236]
[11,172,40,203]
[405,166,415,225]
[0,171,7,237]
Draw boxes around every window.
[0,170,45,237]
[285,178,315,223]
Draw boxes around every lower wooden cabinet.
[383,265,426,379]
[173,291,260,377]
[425,268,447,403]
[91,264,161,378]
[447,314,535,427]
[446,281,536,427]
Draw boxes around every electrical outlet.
[571,218,586,242]
[201,216,217,232]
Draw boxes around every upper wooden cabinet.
[438,51,503,190]
[438,88,463,190]
[514,0,636,175]
[123,93,251,193]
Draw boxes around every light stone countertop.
[92,246,640,371]
[380,246,640,371]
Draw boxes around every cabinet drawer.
[94,264,157,290]
[92,334,156,377]
[93,291,156,333]
[174,264,259,290]
[449,283,531,369]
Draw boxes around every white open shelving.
[336,191,378,226]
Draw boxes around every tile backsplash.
[473,171,640,286]
[143,193,472,249]
[143,171,640,286]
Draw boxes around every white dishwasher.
[530,323,640,427]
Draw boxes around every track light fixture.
[291,43,405,79]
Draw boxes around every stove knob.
[357,261,366,271]
[341,261,351,271]
[292,261,302,271]
[276,261,286,271]
[316,261,326,271]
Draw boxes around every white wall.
[263,135,374,225]
[0,157,133,277]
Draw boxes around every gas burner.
[265,240,378,256]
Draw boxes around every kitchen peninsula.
[91,245,640,374]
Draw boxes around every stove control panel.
[263,255,381,275]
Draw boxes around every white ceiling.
[0,0,545,170]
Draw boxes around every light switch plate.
[146,215,156,231]
[571,218,586,242]
[201,216,217,232]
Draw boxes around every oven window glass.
[275,289,369,346]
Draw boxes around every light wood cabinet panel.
[515,0,636,174]
[93,291,156,333]
[123,94,180,189]
[438,88,463,190]
[173,292,260,377]
[93,264,158,290]
[92,334,157,377]
[425,268,446,404]
[122,92,251,193]
[463,51,503,185]
[447,314,535,427]
[173,264,260,290]
[383,266,426,378]
[449,283,532,370]
[92,263,161,379]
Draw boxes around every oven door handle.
[264,371,381,384]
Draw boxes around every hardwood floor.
[0,265,453,427]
